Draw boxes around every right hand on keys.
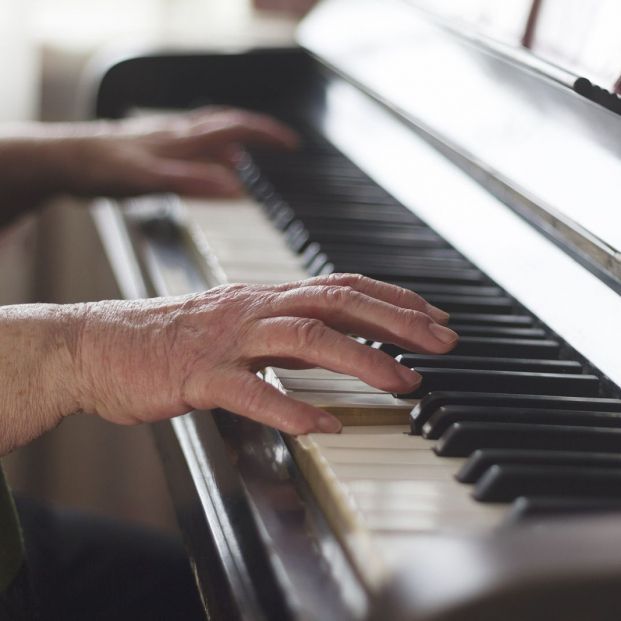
[74,273,457,432]
[1,274,457,455]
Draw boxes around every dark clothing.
[6,497,204,621]
[0,468,24,600]
[0,564,34,621]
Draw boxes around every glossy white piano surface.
[300,0,621,271]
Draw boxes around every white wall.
[0,0,39,121]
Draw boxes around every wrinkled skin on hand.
[0,107,298,214]
[73,274,457,435]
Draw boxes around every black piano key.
[322,264,486,285]
[253,157,366,175]
[423,406,621,440]
[399,368,599,399]
[268,169,386,187]
[279,189,398,206]
[473,464,621,502]
[271,176,381,192]
[326,255,471,272]
[272,206,297,230]
[397,354,581,374]
[405,284,504,297]
[421,295,515,314]
[262,199,291,220]
[314,244,460,260]
[323,256,471,275]
[288,226,312,253]
[457,449,621,484]
[434,422,621,457]
[504,496,621,523]
[300,242,324,265]
[297,218,428,236]
[284,203,420,224]
[259,167,368,184]
[446,326,547,338]
[445,313,535,327]
[323,253,467,272]
[276,176,395,195]
[305,229,452,248]
[303,233,450,252]
[410,392,621,434]
[307,253,332,275]
[250,179,276,201]
[450,337,560,358]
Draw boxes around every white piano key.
[272,367,360,381]
[204,237,300,263]
[293,392,415,409]
[281,377,386,394]
[223,265,308,282]
[307,431,422,449]
[318,447,451,465]
[362,510,502,533]
[341,425,412,435]
[332,463,456,481]
[293,426,507,562]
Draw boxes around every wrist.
[0,303,84,454]
[0,121,113,201]
[43,303,88,418]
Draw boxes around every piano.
[89,1,621,619]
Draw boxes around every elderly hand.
[0,275,456,454]
[73,274,456,433]
[0,107,297,214]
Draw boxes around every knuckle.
[322,284,356,307]
[404,309,432,332]
[395,285,416,308]
[326,272,366,288]
[240,380,270,414]
[292,318,326,349]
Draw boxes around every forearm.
[0,122,103,224]
[0,303,81,456]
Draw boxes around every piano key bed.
[160,125,621,589]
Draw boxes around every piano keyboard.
[178,125,621,589]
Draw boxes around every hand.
[0,107,297,213]
[54,107,298,198]
[253,0,318,16]
[71,274,457,435]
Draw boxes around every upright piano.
[90,1,621,619]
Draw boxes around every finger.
[211,370,342,435]
[167,144,245,169]
[248,317,423,393]
[183,105,236,120]
[273,273,449,324]
[145,159,244,197]
[180,113,300,153]
[264,285,458,354]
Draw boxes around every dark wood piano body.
[91,2,621,619]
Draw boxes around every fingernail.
[429,322,459,344]
[396,364,422,387]
[317,414,342,434]
[426,304,450,325]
